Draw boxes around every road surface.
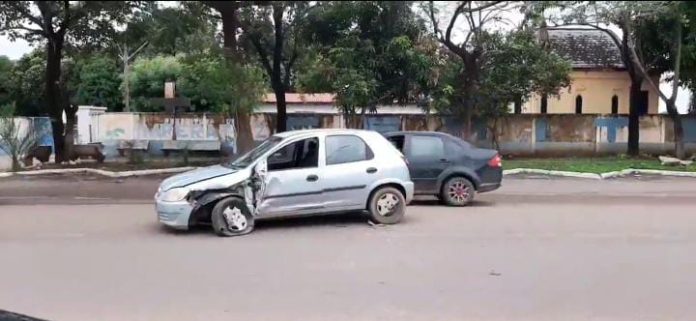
[1,174,696,321]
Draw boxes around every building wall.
[523,70,660,114]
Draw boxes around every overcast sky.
[0,1,690,113]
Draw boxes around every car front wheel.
[211,197,255,237]
[441,176,475,206]
[367,187,406,224]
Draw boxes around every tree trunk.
[64,104,78,161]
[46,38,65,163]
[234,112,255,153]
[123,44,131,112]
[218,3,255,153]
[220,5,240,63]
[670,108,686,159]
[274,85,287,132]
[627,78,642,156]
[461,54,479,141]
[271,5,287,133]
[11,154,19,172]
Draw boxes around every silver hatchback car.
[155,129,414,236]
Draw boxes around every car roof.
[272,128,378,139]
[384,131,453,137]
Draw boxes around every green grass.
[504,157,696,174]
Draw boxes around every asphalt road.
[1,174,696,321]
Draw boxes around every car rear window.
[325,135,374,165]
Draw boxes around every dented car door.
[254,136,325,217]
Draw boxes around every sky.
[0,1,690,113]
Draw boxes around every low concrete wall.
[59,112,696,161]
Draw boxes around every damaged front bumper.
[156,199,194,230]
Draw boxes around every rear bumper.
[477,182,501,193]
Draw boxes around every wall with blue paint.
[364,116,401,134]
[683,117,696,143]
[287,115,321,130]
[595,117,628,143]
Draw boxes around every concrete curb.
[0,166,196,179]
[503,168,696,179]
[2,166,695,180]
[503,168,601,179]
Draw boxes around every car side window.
[387,135,405,152]
[408,135,445,160]
[444,139,462,156]
[325,135,373,165]
[268,137,319,171]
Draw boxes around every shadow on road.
[410,199,496,207]
[0,310,49,321]
[154,211,425,237]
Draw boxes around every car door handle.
[366,167,378,174]
[440,159,450,163]
[306,174,319,182]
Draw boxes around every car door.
[405,134,448,194]
[256,136,325,217]
[321,134,378,210]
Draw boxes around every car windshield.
[223,136,283,168]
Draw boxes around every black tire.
[367,187,406,224]
[441,176,475,206]
[210,197,255,237]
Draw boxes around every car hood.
[159,165,238,191]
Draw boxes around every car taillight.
[488,154,502,168]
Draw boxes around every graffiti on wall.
[33,117,54,146]
[96,113,236,143]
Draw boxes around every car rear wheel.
[367,187,406,224]
[211,197,255,237]
[441,176,475,206]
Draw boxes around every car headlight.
[159,188,189,202]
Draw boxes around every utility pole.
[117,41,149,112]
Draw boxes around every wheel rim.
[448,180,471,204]
[376,193,399,216]
[222,206,247,231]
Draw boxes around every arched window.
[540,94,548,114]
[611,95,619,114]
[514,96,522,114]
[575,95,583,114]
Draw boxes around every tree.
[7,49,46,117]
[0,1,134,162]
[0,56,13,108]
[126,53,266,115]
[425,1,571,140]
[545,1,687,158]
[126,55,184,112]
[114,3,219,111]
[238,1,314,133]
[0,103,40,171]
[201,1,270,153]
[71,55,122,110]
[425,1,515,138]
[179,54,266,115]
[300,1,439,127]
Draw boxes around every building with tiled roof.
[520,28,659,115]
